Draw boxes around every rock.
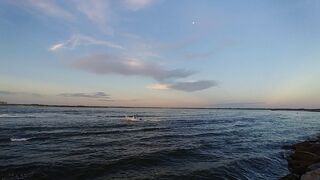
[308,163,320,171]
[293,142,320,156]
[288,151,320,175]
[282,137,320,179]
[301,168,320,180]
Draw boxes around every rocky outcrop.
[301,168,320,180]
[282,137,320,180]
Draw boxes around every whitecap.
[0,113,42,118]
[0,114,28,118]
[10,138,30,142]
[0,114,12,118]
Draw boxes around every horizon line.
[1,103,319,112]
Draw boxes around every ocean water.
[0,106,320,180]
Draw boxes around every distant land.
[0,101,7,104]
[0,103,319,112]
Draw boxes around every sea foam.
[10,138,30,142]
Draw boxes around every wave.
[0,113,43,118]
[0,155,282,180]
[0,147,207,179]
[0,127,170,143]
[0,137,33,143]
[0,112,75,118]
[140,131,225,141]
[34,127,170,138]
[101,147,204,171]
[10,137,31,142]
[0,124,131,131]
[0,114,26,118]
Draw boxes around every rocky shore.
[282,136,320,180]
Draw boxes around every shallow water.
[0,105,320,179]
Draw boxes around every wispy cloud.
[147,83,169,90]
[58,92,109,98]
[170,80,217,92]
[71,54,195,81]
[0,90,41,97]
[117,34,201,60]
[147,80,217,92]
[123,0,157,11]
[49,34,123,51]
[97,99,114,102]
[9,0,161,34]
[74,0,112,33]
[58,92,112,101]
[49,43,64,51]
[15,0,74,20]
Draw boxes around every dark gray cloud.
[0,90,41,97]
[58,92,111,99]
[71,54,195,81]
[0,91,15,95]
[98,99,114,102]
[170,80,217,92]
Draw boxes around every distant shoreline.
[0,103,319,112]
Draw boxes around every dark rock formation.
[282,137,320,179]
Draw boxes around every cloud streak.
[170,80,217,92]
[9,0,160,35]
[17,0,74,20]
[49,34,123,51]
[123,0,157,11]
[0,90,41,97]
[74,0,112,33]
[147,83,169,90]
[71,54,195,81]
[147,80,217,92]
[58,92,113,102]
[58,92,110,99]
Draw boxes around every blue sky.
[1,0,320,108]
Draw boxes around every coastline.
[282,135,320,179]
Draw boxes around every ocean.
[0,105,319,179]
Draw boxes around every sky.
[1,0,320,108]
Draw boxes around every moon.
[192,21,196,25]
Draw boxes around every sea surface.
[0,105,320,180]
